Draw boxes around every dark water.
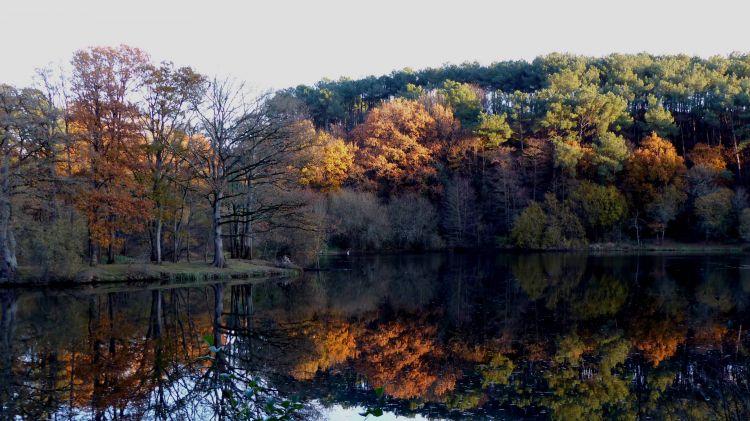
[2,253,750,420]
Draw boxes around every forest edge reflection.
[1,252,750,420]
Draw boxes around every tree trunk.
[241,182,253,259]
[148,290,163,339]
[241,168,254,259]
[107,239,115,264]
[186,211,192,263]
[173,217,179,263]
[155,215,162,264]
[88,235,98,266]
[152,153,164,264]
[242,216,252,260]
[1,291,17,353]
[0,158,17,281]
[173,187,188,263]
[730,115,742,178]
[212,283,224,348]
[0,204,16,281]
[212,193,225,268]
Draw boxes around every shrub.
[17,212,86,279]
[694,188,734,239]
[511,194,586,249]
[510,201,545,249]
[388,194,442,250]
[569,181,627,239]
[327,189,390,250]
[740,208,750,242]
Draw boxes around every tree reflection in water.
[1,253,750,420]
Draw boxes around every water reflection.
[1,253,750,420]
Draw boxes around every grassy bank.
[587,241,746,253]
[12,259,300,286]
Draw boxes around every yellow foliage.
[299,131,356,191]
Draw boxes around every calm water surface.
[2,253,750,420]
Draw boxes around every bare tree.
[180,79,307,267]
[442,175,479,249]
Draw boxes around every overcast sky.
[5,0,750,90]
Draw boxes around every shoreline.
[324,242,748,256]
[5,259,300,287]
[5,243,746,287]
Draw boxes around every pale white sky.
[5,0,750,91]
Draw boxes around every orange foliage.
[688,143,726,171]
[631,318,686,367]
[354,318,457,399]
[290,320,358,380]
[68,46,152,258]
[353,98,439,192]
[625,132,687,204]
[692,323,728,351]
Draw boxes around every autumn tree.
[687,143,728,198]
[624,133,687,240]
[354,98,438,194]
[298,126,355,191]
[69,45,151,264]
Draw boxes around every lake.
[1,252,750,420]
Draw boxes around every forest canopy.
[3,50,750,281]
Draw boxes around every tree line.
[281,52,750,250]
[4,49,750,281]
[0,45,313,281]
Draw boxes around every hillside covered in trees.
[3,49,750,282]
[283,52,750,250]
